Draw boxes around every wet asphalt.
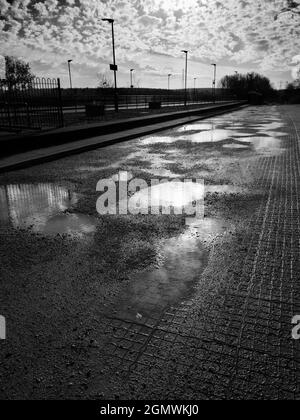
[0,105,299,400]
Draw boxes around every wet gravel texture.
[0,105,299,400]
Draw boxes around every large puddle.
[118,218,231,317]
[138,109,288,157]
[0,184,97,237]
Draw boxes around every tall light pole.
[102,18,118,112]
[168,74,172,90]
[68,60,73,89]
[130,69,134,88]
[182,50,188,106]
[211,63,217,103]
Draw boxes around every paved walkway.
[0,103,244,173]
[99,105,300,400]
[1,105,299,400]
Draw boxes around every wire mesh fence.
[0,77,64,131]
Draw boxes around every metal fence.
[61,89,238,117]
[0,78,64,131]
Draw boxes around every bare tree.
[98,72,113,88]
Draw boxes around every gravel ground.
[0,105,299,400]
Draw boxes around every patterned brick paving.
[96,106,300,400]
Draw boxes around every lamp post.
[130,69,134,88]
[102,18,119,112]
[181,50,188,106]
[67,60,73,90]
[211,64,216,103]
[168,74,172,90]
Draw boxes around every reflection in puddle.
[141,136,177,145]
[223,143,250,150]
[0,184,97,237]
[252,122,285,131]
[258,131,289,138]
[121,218,229,314]
[239,136,283,154]
[128,181,204,213]
[178,123,214,132]
[32,213,97,236]
[186,129,233,143]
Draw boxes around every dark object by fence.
[85,103,105,117]
[248,91,264,105]
[0,77,64,131]
[149,101,162,110]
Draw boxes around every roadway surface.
[0,105,299,400]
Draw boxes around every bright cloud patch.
[0,0,299,87]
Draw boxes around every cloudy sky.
[0,0,300,89]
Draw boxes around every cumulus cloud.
[0,0,299,87]
[291,54,300,79]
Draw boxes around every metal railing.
[0,77,64,131]
[61,90,238,115]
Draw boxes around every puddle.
[252,122,285,131]
[238,136,283,154]
[177,123,214,132]
[32,213,97,236]
[141,136,177,145]
[185,129,234,143]
[0,183,97,237]
[258,131,289,138]
[223,143,250,150]
[119,218,230,315]
[126,181,205,214]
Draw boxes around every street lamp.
[181,50,188,106]
[102,18,119,112]
[211,63,217,103]
[67,60,73,90]
[168,74,172,90]
[130,69,134,88]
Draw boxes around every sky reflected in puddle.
[223,143,250,150]
[33,213,97,236]
[238,136,283,154]
[178,123,214,132]
[185,129,234,143]
[128,181,204,213]
[121,218,230,314]
[141,136,177,145]
[0,184,97,237]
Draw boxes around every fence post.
[57,78,64,127]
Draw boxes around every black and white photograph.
[0,0,300,404]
